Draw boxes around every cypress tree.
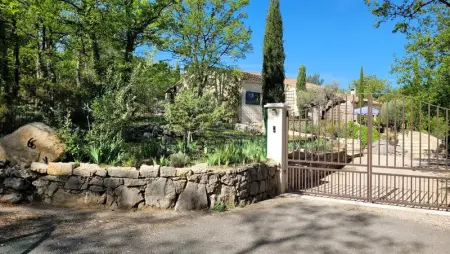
[359,66,364,100]
[262,0,285,109]
[296,65,306,91]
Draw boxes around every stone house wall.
[0,162,280,211]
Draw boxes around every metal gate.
[287,93,450,209]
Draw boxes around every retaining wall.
[0,162,280,211]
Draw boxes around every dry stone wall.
[0,162,280,211]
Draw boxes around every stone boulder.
[0,122,65,165]
[145,178,176,209]
[175,182,208,211]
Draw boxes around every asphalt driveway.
[1,195,450,254]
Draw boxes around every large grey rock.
[174,180,187,194]
[89,176,104,186]
[4,177,26,190]
[145,178,176,209]
[219,185,236,207]
[47,162,78,176]
[64,176,85,190]
[221,173,237,186]
[259,181,266,193]
[52,189,105,207]
[176,168,193,177]
[124,179,147,187]
[11,168,35,179]
[30,162,48,174]
[47,182,59,196]
[191,163,209,174]
[115,186,143,209]
[89,185,105,193]
[32,178,48,187]
[250,182,259,196]
[95,168,107,177]
[0,193,22,203]
[104,178,124,188]
[139,165,159,178]
[260,167,268,180]
[206,174,219,193]
[0,122,66,165]
[41,175,69,182]
[73,167,93,177]
[160,166,177,177]
[76,163,101,177]
[175,182,208,211]
[107,167,139,179]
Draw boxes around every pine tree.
[262,0,285,109]
[296,65,306,91]
[359,66,364,100]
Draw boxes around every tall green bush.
[165,90,233,151]
[347,121,380,148]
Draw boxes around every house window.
[245,91,261,105]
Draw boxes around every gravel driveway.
[1,195,450,254]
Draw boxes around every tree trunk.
[0,19,10,92]
[12,19,20,98]
[76,53,81,87]
[46,28,56,84]
[35,23,43,79]
[123,30,136,82]
[90,33,102,78]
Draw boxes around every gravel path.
[1,195,450,254]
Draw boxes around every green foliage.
[57,113,86,162]
[152,156,170,167]
[86,133,127,165]
[262,0,285,108]
[350,74,390,99]
[169,152,190,168]
[212,202,228,212]
[296,65,306,91]
[166,0,252,95]
[366,1,450,109]
[207,139,266,166]
[306,73,324,85]
[346,121,380,148]
[165,90,233,147]
[379,101,405,128]
[297,83,339,112]
[288,139,333,153]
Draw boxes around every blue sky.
[238,0,407,90]
[154,0,408,90]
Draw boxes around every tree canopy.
[306,73,324,85]
[166,0,252,96]
[366,0,450,108]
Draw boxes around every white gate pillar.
[264,103,290,193]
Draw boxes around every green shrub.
[170,152,190,167]
[57,112,87,161]
[288,139,333,153]
[152,156,170,166]
[86,132,127,165]
[212,202,227,212]
[206,139,266,166]
[346,121,380,148]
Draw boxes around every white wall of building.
[239,82,264,124]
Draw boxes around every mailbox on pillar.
[264,103,290,193]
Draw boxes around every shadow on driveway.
[1,198,446,253]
